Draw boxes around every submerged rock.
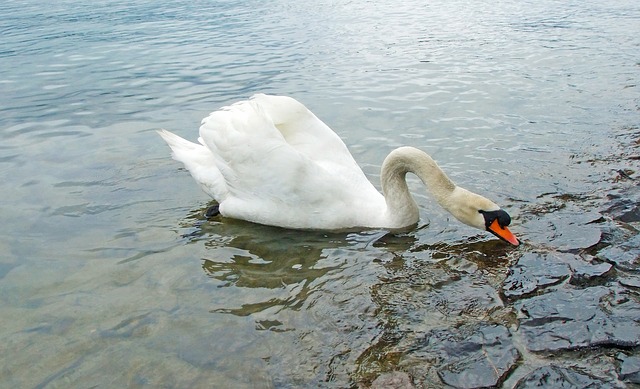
[619,274,640,289]
[597,234,640,271]
[604,192,640,223]
[502,253,572,299]
[521,199,603,250]
[617,353,640,384]
[369,371,415,389]
[569,260,613,285]
[516,286,640,352]
[502,253,612,299]
[513,365,619,388]
[414,324,519,388]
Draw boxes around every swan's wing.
[157,129,228,201]
[248,94,367,182]
[198,97,380,228]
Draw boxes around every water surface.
[1,0,639,387]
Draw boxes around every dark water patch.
[34,354,89,389]
[0,262,17,281]
[99,312,155,339]
[24,316,75,336]
[0,153,19,163]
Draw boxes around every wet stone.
[503,253,615,299]
[617,353,640,384]
[569,260,613,285]
[619,274,640,289]
[416,324,519,388]
[515,286,640,352]
[502,253,572,299]
[522,201,603,250]
[369,371,415,389]
[604,192,640,223]
[597,234,640,271]
[513,365,619,389]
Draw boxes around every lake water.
[1,0,639,387]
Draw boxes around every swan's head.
[478,209,519,246]
[446,187,519,246]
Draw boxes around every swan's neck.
[380,146,457,228]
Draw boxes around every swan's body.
[159,94,518,245]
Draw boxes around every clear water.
[1,0,638,387]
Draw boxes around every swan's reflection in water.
[202,237,344,317]
[181,203,401,320]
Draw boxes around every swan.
[158,94,519,245]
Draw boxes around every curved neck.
[380,147,456,228]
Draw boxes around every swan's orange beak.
[488,219,519,246]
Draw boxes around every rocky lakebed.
[359,129,640,388]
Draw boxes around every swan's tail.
[157,129,201,159]
[157,129,228,201]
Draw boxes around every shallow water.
[1,0,639,387]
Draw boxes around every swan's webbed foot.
[205,204,220,219]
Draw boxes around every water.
[1,0,639,387]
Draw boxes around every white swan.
[158,94,519,245]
